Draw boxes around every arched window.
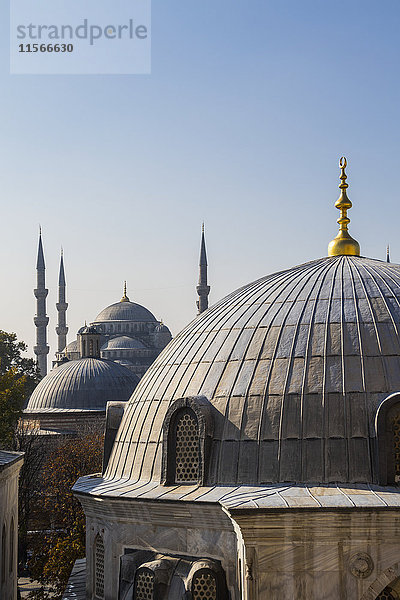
[9,518,14,574]
[376,394,400,485]
[1,524,6,583]
[134,567,154,600]
[94,534,105,598]
[192,569,218,600]
[173,408,200,484]
[162,396,213,486]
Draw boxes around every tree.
[0,368,27,447]
[12,421,47,568]
[0,330,41,448]
[28,431,104,599]
[0,330,40,393]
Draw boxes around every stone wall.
[230,508,400,600]
[77,494,240,599]
[0,452,24,600]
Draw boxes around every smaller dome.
[101,336,146,351]
[65,340,78,353]
[155,322,170,334]
[80,324,99,335]
[26,358,139,412]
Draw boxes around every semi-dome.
[26,358,139,412]
[105,255,400,486]
[93,301,157,324]
[65,340,78,353]
[101,336,146,351]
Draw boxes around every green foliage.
[28,432,103,599]
[0,368,27,447]
[0,330,40,393]
[0,330,40,448]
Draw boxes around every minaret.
[33,229,49,377]
[387,245,390,263]
[56,249,68,353]
[196,224,210,314]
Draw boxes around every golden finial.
[120,281,130,302]
[202,222,205,234]
[327,157,360,257]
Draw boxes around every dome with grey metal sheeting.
[105,255,400,486]
[101,336,146,350]
[93,301,157,323]
[26,358,139,412]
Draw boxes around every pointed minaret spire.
[196,223,210,315]
[387,245,390,263]
[33,229,49,377]
[56,248,68,354]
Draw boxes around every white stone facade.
[0,451,23,600]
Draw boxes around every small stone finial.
[387,245,390,263]
[328,157,360,257]
[120,281,130,303]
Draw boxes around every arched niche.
[376,393,400,485]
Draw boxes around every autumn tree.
[29,430,104,598]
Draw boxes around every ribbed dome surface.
[93,301,157,323]
[106,256,400,485]
[26,358,139,412]
[101,336,146,350]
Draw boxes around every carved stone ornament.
[349,552,374,579]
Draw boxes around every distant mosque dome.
[93,301,157,325]
[26,358,139,413]
[93,283,157,325]
[53,282,173,379]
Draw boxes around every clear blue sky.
[1,0,400,359]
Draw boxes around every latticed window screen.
[134,568,155,600]
[192,570,217,600]
[376,587,399,600]
[94,535,105,598]
[174,410,200,483]
[391,412,400,483]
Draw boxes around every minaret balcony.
[34,316,49,327]
[56,302,68,311]
[196,285,210,295]
[56,326,68,336]
[33,345,49,355]
[34,288,49,299]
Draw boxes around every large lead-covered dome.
[106,255,400,485]
[26,358,139,412]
